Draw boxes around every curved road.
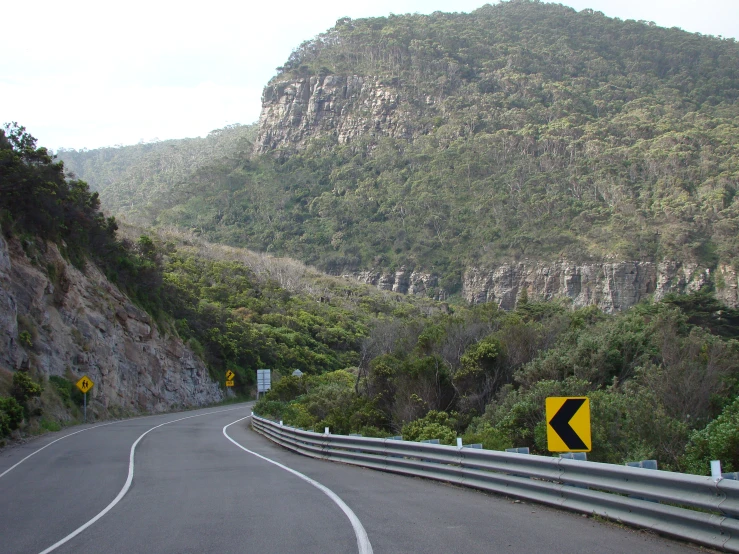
[0,403,701,553]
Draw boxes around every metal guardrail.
[251,414,739,552]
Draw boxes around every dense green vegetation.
[58,1,739,293]
[58,124,257,222]
[256,293,739,473]
[1,123,119,268]
[153,240,445,394]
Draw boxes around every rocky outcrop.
[256,75,415,153]
[341,260,733,312]
[716,264,739,307]
[343,268,447,301]
[0,235,222,415]
[463,261,713,312]
[0,235,22,371]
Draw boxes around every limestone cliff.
[462,261,714,312]
[343,261,738,313]
[342,268,446,301]
[0,235,223,415]
[256,75,416,153]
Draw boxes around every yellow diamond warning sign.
[225,370,235,381]
[76,376,94,394]
[546,397,591,452]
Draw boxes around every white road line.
[223,416,373,554]
[0,421,121,480]
[37,405,248,554]
[0,404,252,480]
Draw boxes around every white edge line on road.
[0,421,121,480]
[1,404,249,481]
[223,416,373,554]
[37,405,248,554]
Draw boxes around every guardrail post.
[711,460,722,482]
[457,437,463,449]
[626,460,658,470]
[325,427,330,436]
[560,453,587,461]
[279,420,283,426]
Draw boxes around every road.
[0,403,702,553]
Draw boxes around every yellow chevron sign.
[546,397,591,452]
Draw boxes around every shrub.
[252,399,286,420]
[462,422,512,451]
[681,396,739,475]
[355,425,393,438]
[280,402,318,430]
[401,411,457,445]
[265,375,307,402]
[49,375,84,407]
[588,387,689,469]
[0,396,24,436]
[19,331,32,348]
[39,418,62,432]
[317,395,388,435]
[11,371,42,404]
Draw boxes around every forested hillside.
[5,124,739,474]
[0,123,441,435]
[58,1,739,298]
[59,124,256,226]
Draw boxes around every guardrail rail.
[250,414,739,552]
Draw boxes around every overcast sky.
[2,0,737,151]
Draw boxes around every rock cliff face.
[462,261,717,312]
[343,260,738,312]
[256,75,414,153]
[0,235,222,415]
[256,73,738,312]
[343,268,446,301]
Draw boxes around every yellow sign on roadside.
[225,380,235,387]
[225,370,235,381]
[546,397,591,452]
[76,376,94,394]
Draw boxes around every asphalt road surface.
[0,403,704,553]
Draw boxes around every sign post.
[75,376,94,423]
[225,370,235,387]
[546,396,591,452]
[257,369,271,399]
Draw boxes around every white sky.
[2,0,737,151]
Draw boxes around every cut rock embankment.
[0,234,222,416]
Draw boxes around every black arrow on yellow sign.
[548,398,588,450]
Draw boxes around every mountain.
[57,1,739,310]
[59,124,257,226]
